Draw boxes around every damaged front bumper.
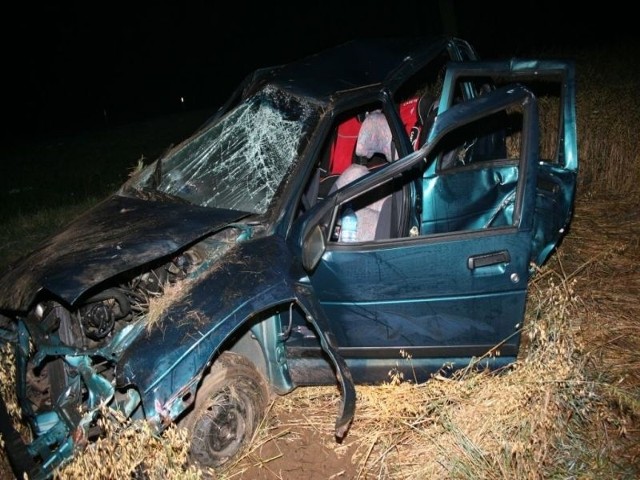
[0,315,146,480]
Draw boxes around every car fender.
[115,235,355,437]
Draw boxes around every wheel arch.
[221,303,297,396]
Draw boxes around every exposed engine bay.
[37,247,204,348]
[25,245,205,414]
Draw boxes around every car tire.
[182,351,269,468]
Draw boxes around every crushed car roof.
[266,36,451,100]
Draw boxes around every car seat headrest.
[355,110,394,160]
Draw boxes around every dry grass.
[552,196,640,473]
[145,279,192,332]
[53,408,202,480]
[0,344,22,427]
[573,42,640,197]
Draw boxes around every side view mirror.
[302,224,326,272]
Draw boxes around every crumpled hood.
[0,194,249,312]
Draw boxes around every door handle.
[467,250,511,270]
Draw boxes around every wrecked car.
[0,36,577,478]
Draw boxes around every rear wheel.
[182,352,269,468]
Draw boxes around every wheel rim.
[195,387,254,462]
[184,352,269,468]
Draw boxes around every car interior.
[298,49,529,246]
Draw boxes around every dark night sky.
[2,1,635,140]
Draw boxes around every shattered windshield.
[132,86,320,214]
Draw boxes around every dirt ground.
[232,408,361,480]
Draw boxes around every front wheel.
[181,352,269,468]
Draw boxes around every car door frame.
[432,59,578,265]
[291,83,541,384]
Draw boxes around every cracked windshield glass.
[134,86,320,214]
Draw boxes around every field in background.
[0,109,212,268]
[0,40,638,479]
